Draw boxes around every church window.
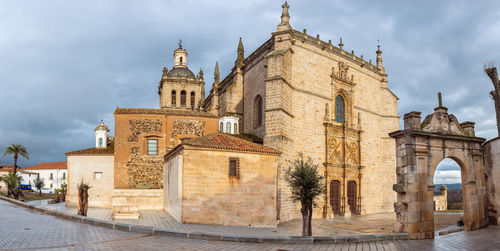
[171,90,177,106]
[180,57,183,64]
[98,138,103,148]
[219,122,223,132]
[234,123,238,134]
[147,139,158,155]
[253,95,263,128]
[94,172,102,180]
[180,91,186,107]
[335,95,345,123]
[226,122,231,133]
[190,92,195,109]
[228,158,239,178]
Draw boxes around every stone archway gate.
[389,99,488,239]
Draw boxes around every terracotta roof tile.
[25,161,67,170]
[181,133,280,155]
[65,142,114,156]
[114,108,217,118]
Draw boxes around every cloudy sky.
[1,1,498,184]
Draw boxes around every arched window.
[234,123,238,134]
[226,122,231,133]
[253,95,263,128]
[171,90,176,106]
[180,57,183,64]
[98,138,103,148]
[335,95,345,123]
[219,122,223,132]
[180,90,186,107]
[190,92,195,109]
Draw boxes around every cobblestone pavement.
[5,200,500,250]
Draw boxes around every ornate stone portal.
[389,94,488,239]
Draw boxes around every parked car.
[40,187,54,194]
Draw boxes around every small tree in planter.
[34,176,44,196]
[284,153,325,236]
[77,180,91,216]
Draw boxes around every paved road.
[1,200,500,250]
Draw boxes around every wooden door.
[347,181,357,214]
[330,180,341,215]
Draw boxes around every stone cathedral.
[66,1,399,226]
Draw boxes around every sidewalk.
[27,199,388,237]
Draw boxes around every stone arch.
[390,107,488,239]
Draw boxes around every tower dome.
[94,120,109,148]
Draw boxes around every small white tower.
[219,116,240,134]
[94,120,109,148]
[173,40,188,68]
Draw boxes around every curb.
[0,196,409,244]
[438,227,464,236]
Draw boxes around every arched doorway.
[330,180,341,215]
[390,105,488,239]
[347,181,357,214]
[432,158,463,234]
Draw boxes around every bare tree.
[77,180,90,216]
[484,61,500,136]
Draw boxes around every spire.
[376,42,385,73]
[235,38,245,67]
[277,1,291,31]
[281,1,290,24]
[339,37,344,50]
[214,61,220,85]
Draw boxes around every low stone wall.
[483,137,500,224]
[112,189,164,210]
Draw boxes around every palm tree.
[4,144,29,175]
[34,176,45,196]
[1,171,23,199]
[285,153,325,236]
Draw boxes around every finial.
[438,92,442,107]
[339,37,344,50]
[198,68,204,80]
[178,39,183,49]
[162,66,168,76]
[235,37,245,67]
[214,61,220,82]
[376,40,384,72]
[281,1,290,23]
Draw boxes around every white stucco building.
[65,120,115,208]
[24,162,67,192]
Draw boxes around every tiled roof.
[114,108,217,118]
[181,133,280,155]
[65,142,114,156]
[25,161,67,170]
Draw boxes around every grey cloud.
[1,0,499,167]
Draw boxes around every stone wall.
[483,137,500,224]
[244,29,399,222]
[113,111,218,189]
[66,155,114,208]
[165,148,278,227]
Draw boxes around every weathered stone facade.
[164,134,280,227]
[390,104,488,239]
[203,2,399,222]
[483,137,500,225]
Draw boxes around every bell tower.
[94,120,109,148]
